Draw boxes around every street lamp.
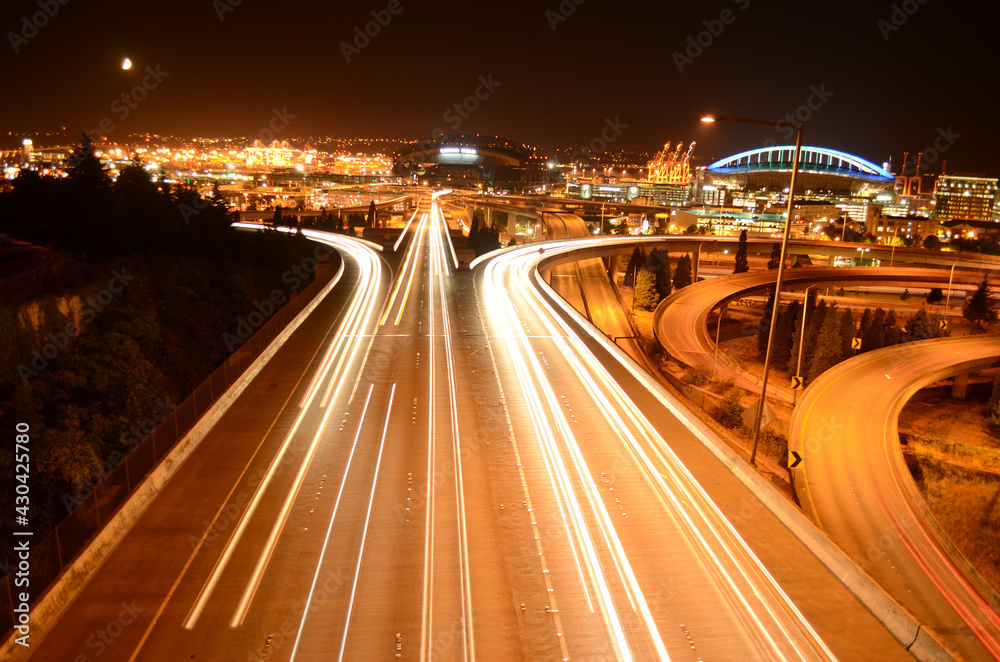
[793,285,817,406]
[944,259,961,318]
[701,113,804,466]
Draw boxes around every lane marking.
[289,384,376,661]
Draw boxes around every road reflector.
[851,337,862,350]
[789,450,803,468]
[791,375,804,390]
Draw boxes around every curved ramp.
[790,336,1000,660]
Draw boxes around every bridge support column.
[828,255,837,267]
[508,211,517,236]
[951,371,970,399]
[692,246,701,282]
[607,253,620,283]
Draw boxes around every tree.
[366,200,377,228]
[772,300,801,371]
[648,248,672,300]
[902,308,939,342]
[857,308,873,339]
[614,218,629,235]
[963,277,998,327]
[808,311,847,383]
[672,254,693,290]
[684,222,700,235]
[860,308,886,353]
[767,242,781,270]
[883,309,901,346]
[711,387,748,431]
[633,268,660,311]
[922,235,940,250]
[926,288,944,306]
[624,247,642,288]
[734,229,750,274]
[802,299,829,362]
[757,287,776,352]
[788,291,818,372]
[838,309,856,357]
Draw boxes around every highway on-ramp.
[653,266,989,402]
[791,336,1000,661]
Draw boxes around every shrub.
[681,366,710,386]
[712,387,748,431]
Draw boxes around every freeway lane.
[19,229,393,660]
[791,336,1000,661]
[481,243,853,660]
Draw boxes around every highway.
[653,266,989,402]
[476,239,915,661]
[18,217,919,661]
[20,200,521,661]
[790,336,1000,661]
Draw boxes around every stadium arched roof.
[706,146,894,182]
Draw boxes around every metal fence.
[1,265,336,634]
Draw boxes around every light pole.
[701,113,804,466]
[944,259,961,318]
[713,304,727,376]
[793,285,817,405]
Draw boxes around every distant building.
[869,214,941,244]
[942,218,1000,240]
[934,174,997,222]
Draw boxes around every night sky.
[2,0,998,172]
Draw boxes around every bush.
[711,387,748,431]
[708,376,735,394]
[682,366,710,387]
[758,426,789,466]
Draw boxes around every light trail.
[183,228,384,631]
[431,202,475,660]
[338,383,396,661]
[393,206,422,252]
[480,238,838,660]
[289,384,376,661]
[381,210,427,326]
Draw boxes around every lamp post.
[713,304,727,377]
[793,285,817,405]
[701,113,804,466]
[944,259,961,318]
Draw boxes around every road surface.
[790,336,1000,661]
